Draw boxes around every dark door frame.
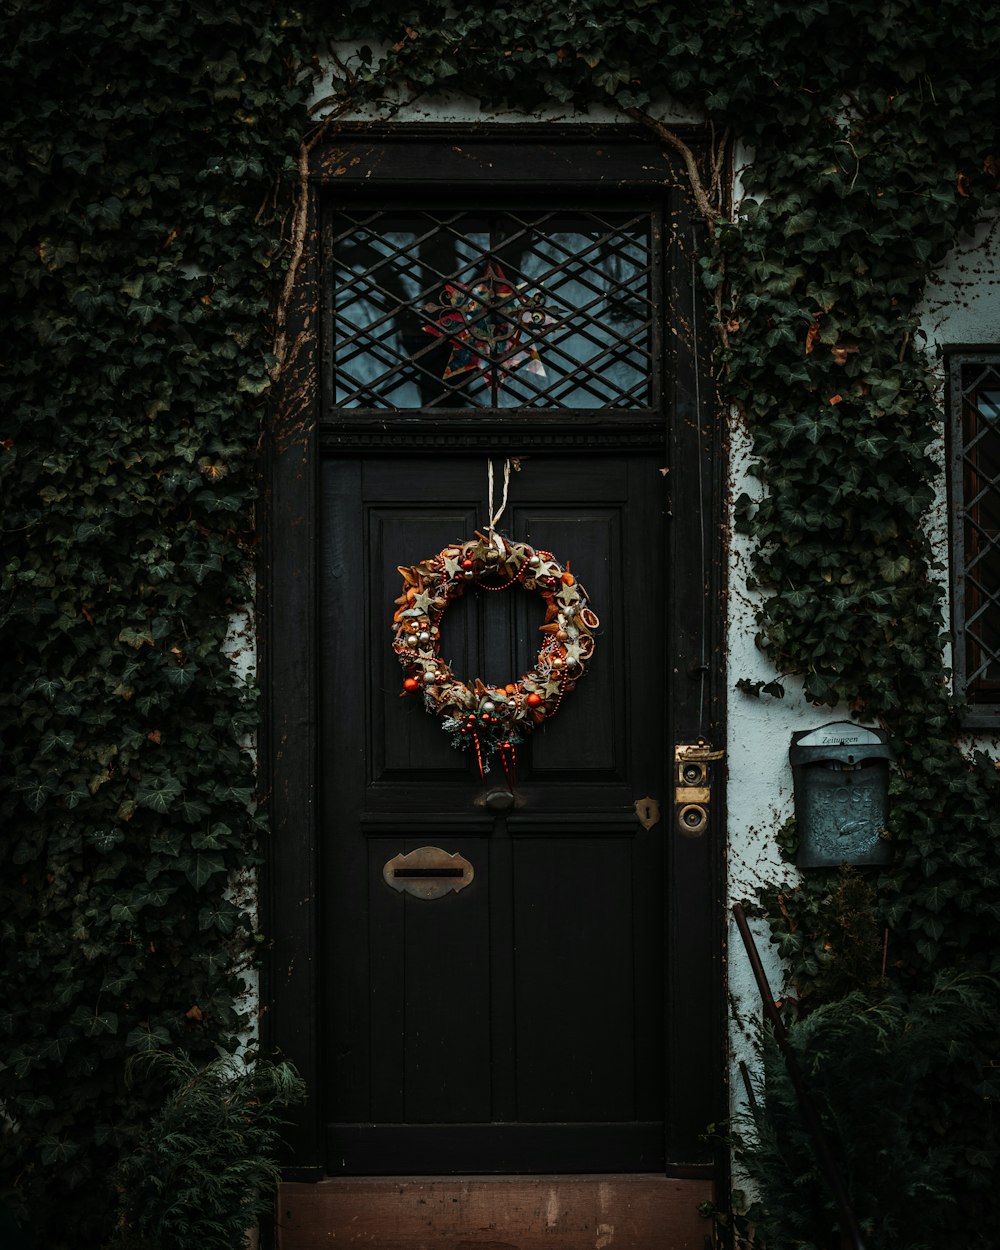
[261,124,727,1182]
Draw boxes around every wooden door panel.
[348,455,661,816]
[323,452,663,816]
[372,507,478,779]
[321,451,668,1174]
[512,835,643,1122]
[516,509,621,776]
[368,835,493,1125]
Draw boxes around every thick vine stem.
[271,104,353,381]
[626,107,721,230]
[626,109,730,347]
[271,135,316,381]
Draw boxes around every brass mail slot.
[393,867,464,879]
[383,847,474,900]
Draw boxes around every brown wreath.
[392,532,599,777]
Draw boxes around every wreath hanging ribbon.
[392,531,599,780]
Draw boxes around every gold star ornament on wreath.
[392,531,599,783]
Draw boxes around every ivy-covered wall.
[0,7,315,1246]
[2,4,1000,1249]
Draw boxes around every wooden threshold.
[276,1174,715,1250]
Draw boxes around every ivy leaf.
[236,374,270,394]
[125,1025,172,1053]
[31,677,63,701]
[1,1049,34,1080]
[36,1035,72,1065]
[100,972,135,996]
[38,728,75,756]
[878,555,911,583]
[736,677,787,699]
[81,1011,118,1038]
[135,774,182,813]
[183,852,227,890]
[17,774,58,813]
[198,899,240,934]
[116,799,138,822]
[16,1092,55,1116]
[178,798,211,822]
[117,626,155,649]
[784,209,818,236]
[162,662,198,691]
[134,883,176,909]
[191,822,233,850]
[37,238,79,270]
[38,1136,80,1166]
[186,555,222,583]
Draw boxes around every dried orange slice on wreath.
[392,532,599,781]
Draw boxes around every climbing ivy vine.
[0,7,317,1246]
[2,2,999,1247]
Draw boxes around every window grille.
[325,208,657,412]
[949,351,1000,720]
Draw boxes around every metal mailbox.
[789,721,894,868]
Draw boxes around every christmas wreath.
[392,531,599,778]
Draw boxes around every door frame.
[261,124,728,1182]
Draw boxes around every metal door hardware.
[673,742,724,837]
[674,742,725,762]
[674,785,710,804]
[383,847,474,899]
[677,804,709,836]
[678,759,709,786]
[634,797,661,830]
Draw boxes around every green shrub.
[109,1053,305,1250]
[736,979,1000,1250]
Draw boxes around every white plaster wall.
[724,411,834,1118]
[920,216,1000,349]
[222,604,261,1056]
[311,51,703,125]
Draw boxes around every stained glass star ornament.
[423,262,554,389]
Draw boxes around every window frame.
[946,345,1000,727]
[323,201,665,415]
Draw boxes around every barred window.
[325,208,658,412]
[949,350,1000,722]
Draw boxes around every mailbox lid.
[789,720,894,768]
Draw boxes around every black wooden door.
[267,129,725,1183]
[321,451,668,1173]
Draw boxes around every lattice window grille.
[327,208,657,411]
[951,354,1000,710]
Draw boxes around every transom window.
[949,351,1000,721]
[325,208,657,412]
